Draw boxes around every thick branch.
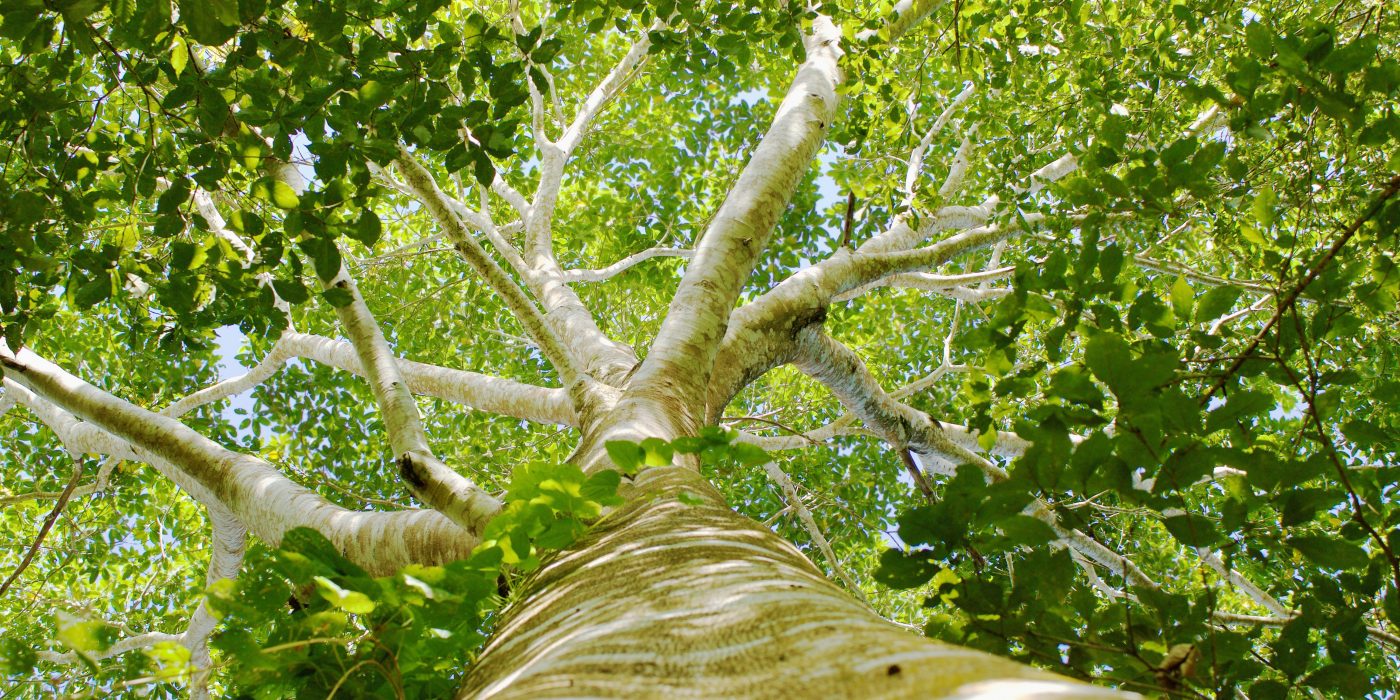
[1,345,477,575]
[283,332,576,425]
[627,17,844,413]
[395,150,591,397]
[324,265,502,534]
[790,327,1007,481]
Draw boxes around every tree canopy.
[1,0,1398,697]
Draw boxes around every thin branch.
[1205,174,1400,398]
[0,459,84,597]
[556,25,660,157]
[37,631,181,665]
[903,82,975,205]
[936,125,978,199]
[761,461,865,599]
[559,247,693,283]
[855,0,949,42]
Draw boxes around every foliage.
[198,457,624,699]
[1,0,1397,697]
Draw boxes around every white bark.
[790,328,1008,481]
[2,344,475,576]
[323,263,502,534]
[761,460,864,597]
[458,465,1134,699]
[903,82,975,205]
[560,247,693,283]
[395,149,594,397]
[11,379,245,695]
[282,332,576,425]
[856,0,948,42]
[626,16,844,414]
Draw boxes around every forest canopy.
[1,0,1398,697]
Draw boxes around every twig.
[1205,174,1400,398]
[0,460,84,597]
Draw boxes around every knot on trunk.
[397,451,429,491]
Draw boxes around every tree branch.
[557,26,659,157]
[0,459,84,597]
[283,332,576,426]
[395,149,594,400]
[903,82,975,206]
[856,0,949,42]
[1205,174,1400,398]
[789,327,1008,481]
[761,461,865,599]
[1,344,478,576]
[559,247,693,283]
[625,16,844,413]
[323,264,502,535]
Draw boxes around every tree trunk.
[460,458,1127,699]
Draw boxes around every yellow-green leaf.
[270,179,299,209]
[313,576,376,614]
[170,36,188,77]
[1170,276,1194,317]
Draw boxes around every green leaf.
[1318,36,1377,74]
[271,278,310,305]
[358,80,391,106]
[996,515,1058,546]
[1244,21,1272,58]
[55,615,116,653]
[0,637,38,676]
[179,0,239,45]
[470,149,495,186]
[1084,332,1133,393]
[298,238,341,281]
[253,177,299,210]
[1302,663,1371,697]
[604,441,643,474]
[1288,536,1370,570]
[1169,276,1194,318]
[1163,513,1221,547]
[1097,243,1124,284]
[313,576,375,614]
[320,287,353,307]
[73,275,111,308]
[729,442,770,466]
[1194,285,1242,323]
[1249,680,1289,700]
[873,549,938,589]
[1251,185,1277,229]
[535,517,584,549]
[639,437,674,467]
[349,209,382,248]
[1342,419,1392,448]
[580,470,622,505]
[170,35,189,77]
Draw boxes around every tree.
[1,0,1397,696]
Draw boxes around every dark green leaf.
[1288,536,1370,570]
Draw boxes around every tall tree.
[1,0,1397,697]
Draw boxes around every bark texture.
[459,463,1133,699]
